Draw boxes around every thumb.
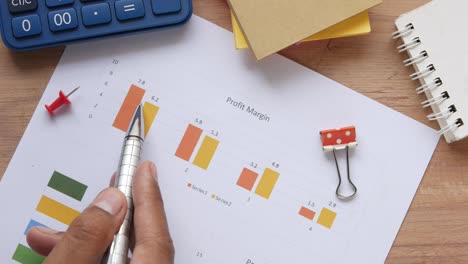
[45,188,127,264]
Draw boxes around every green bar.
[12,244,45,264]
[48,171,87,201]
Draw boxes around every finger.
[27,227,64,256]
[45,188,127,264]
[131,161,174,264]
[109,172,116,187]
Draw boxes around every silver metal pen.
[103,104,144,264]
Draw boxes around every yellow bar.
[36,196,80,226]
[317,208,337,229]
[254,168,280,199]
[192,136,219,169]
[143,102,160,137]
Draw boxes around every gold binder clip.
[320,126,358,200]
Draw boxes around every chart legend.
[175,124,219,170]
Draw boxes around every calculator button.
[8,0,37,14]
[11,14,41,38]
[152,0,181,15]
[48,9,78,32]
[46,0,74,8]
[115,0,145,21]
[82,3,112,26]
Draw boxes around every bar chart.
[12,245,44,264]
[47,170,87,201]
[175,124,219,170]
[236,167,280,199]
[298,206,337,229]
[12,171,88,264]
[36,196,80,226]
[23,220,46,235]
[112,84,160,137]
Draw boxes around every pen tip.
[127,104,143,138]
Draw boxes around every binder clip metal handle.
[332,146,357,200]
[320,126,358,201]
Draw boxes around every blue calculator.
[0,0,192,50]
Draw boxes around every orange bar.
[113,85,146,132]
[175,124,203,161]
[236,168,259,191]
[298,206,316,220]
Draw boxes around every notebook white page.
[0,16,439,263]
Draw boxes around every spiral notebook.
[393,0,468,143]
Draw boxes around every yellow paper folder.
[232,11,371,50]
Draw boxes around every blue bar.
[24,219,47,235]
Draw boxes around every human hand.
[26,161,174,264]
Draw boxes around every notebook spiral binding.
[393,23,464,136]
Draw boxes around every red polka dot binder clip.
[320,126,358,200]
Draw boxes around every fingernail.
[92,188,125,215]
[149,161,158,181]
[35,226,59,235]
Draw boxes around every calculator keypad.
[1,0,191,50]
[8,0,37,14]
[48,8,78,32]
[82,3,112,26]
[115,0,145,21]
[152,0,181,15]
[46,0,74,8]
[11,14,41,37]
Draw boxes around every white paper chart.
[0,16,439,264]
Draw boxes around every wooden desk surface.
[1,0,467,262]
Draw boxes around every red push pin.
[45,86,80,115]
